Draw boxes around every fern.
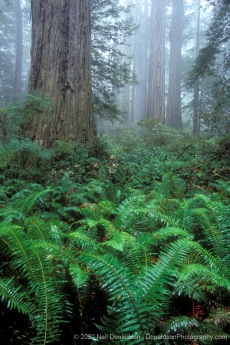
[75,238,200,343]
[0,223,68,344]
[0,276,33,314]
[115,194,179,234]
[1,139,230,344]
[152,226,193,241]
[78,252,155,343]
[11,186,54,215]
[160,316,199,336]
[206,308,230,328]
[141,239,194,307]
[177,264,230,292]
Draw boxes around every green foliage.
[0,94,51,143]
[137,118,194,149]
[0,0,17,107]
[0,129,230,343]
[0,138,53,182]
[0,223,68,344]
[91,0,138,120]
[188,1,230,133]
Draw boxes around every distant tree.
[0,0,15,106]
[166,0,184,129]
[13,0,22,97]
[0,0,31,105]
[193,0,201,134]
[189,0,230,81]
[128,0,149,123]
[140,0,149,119]
[120,36,132,124]
[26,0,95,148]
[119,0,133,124]
[189,0,230,134]
[91,0,137,121]
[146,0,166,122]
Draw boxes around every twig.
[176,144,193,160]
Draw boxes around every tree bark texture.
[27,0,95,147]
[166,0,183,129]
[147,0,166,123]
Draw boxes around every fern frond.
[206,308,230,328]
[0,208,25,225]
[152,227,193,242]
[193,207,228,257]
[188,241,230,278]
[181,194,230,264]
[100,231,136,254]
[177,264,230,291]
[78,252,154,342]
[90,314,120,343]
[11,185,53,215]
[115,194,179,233]
[174,281,209,304]
[0,276,33,314]
[25,216,64,244]
[70,229,99,250]
[69,263,88,288]
[0,223,67,344]
[146,204,179,228]
[142,239,193,308]
[160,316,199,336]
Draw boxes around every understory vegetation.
[1,119,230,344]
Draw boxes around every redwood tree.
[166,0,183,129]
[27,0,95,147]
[147,0,166,122]
[193,0,201,134]
[140,0,149,119]
[14,0,22,97]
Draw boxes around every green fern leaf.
[0,276,33,314]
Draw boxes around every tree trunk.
[130,1,139,124]
[166,0,183,129]
[120,0,134,124]
[27,0,95,147]
[14,0,22,97]
[147,0,166,122]
[193,0,201,134]
[130,75,136,123]
[140,0,149,120]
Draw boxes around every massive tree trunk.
[27,0,95,147]
[146,0,166,122]
[14,0,22,97]
[166,0,183,129]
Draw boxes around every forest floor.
[0,123,230,344]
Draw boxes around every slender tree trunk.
[26,0,95,147]
[140,0,149,119]
[147,0,166,122]
[193,0,201,134]
[130,73,136,123]
[166,0,183,129]
[121,85,131,124]
[120,3,132,124]
[14,0,22,96]
[132,0,143,121]
[130,11,138,123]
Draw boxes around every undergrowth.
[0,122,230,344]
